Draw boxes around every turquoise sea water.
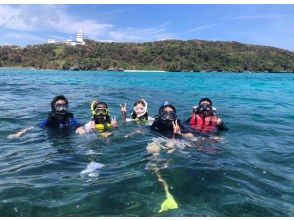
[0,69,293,216]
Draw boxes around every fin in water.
[159,192,178,213]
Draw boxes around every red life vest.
[190,114,218,133]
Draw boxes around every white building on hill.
[65,30,86,46]
[47,30,86,46]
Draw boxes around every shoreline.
[0,66,293,74]
[124,69,167,72]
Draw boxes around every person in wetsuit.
[39,95,78,129]
[151,102,193,138]
[7,95,79,139]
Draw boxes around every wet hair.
[160,104,176,114]
[199,98,212,106]
[96,102,108,109]
[134,100,146,107]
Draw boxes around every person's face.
[134,103,145,114]
[161,106,176,120]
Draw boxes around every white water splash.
[80,161,105,177]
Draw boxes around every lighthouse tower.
[76,30,85,45]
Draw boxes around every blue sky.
[0,4,294,51]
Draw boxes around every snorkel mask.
[91,100,109,116]
[159,101,177,121]
[54,103,68,114]
[133,99,147,117]
[51,95,69,115]
[196,104,213,116]
[193,98,215,116]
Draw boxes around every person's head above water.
[194,98,214,117]
[159,102,177,121]
[199,98,212,106]
[91,100,109,116]
[51,95,69,115]
[133,99,147,117]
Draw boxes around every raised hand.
[216,118,222,125]
[172,120,181,134]
[119,103,127,114]
[111,116,118,128]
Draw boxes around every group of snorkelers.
[7,95,228,213]
[8,95,227,139]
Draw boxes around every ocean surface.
[0,68,293,217]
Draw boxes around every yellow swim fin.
[159,192,178,213]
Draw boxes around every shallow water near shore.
[0,69,293,216]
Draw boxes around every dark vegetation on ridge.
[0,39,293,72]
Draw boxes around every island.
[0,39,293,73]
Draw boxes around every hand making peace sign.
[172,120,181,134]
[119,103,127,114]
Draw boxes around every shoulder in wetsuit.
[39,111,79,129]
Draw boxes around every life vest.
[95,123,112,131]
[92,114,112,131]
[190,114,218,133]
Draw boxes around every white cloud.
[0,5,113,38]
[223,15,292,20]
[189,23,221,32]
[0,5,35,31]
[108,21,174,42]
[0,5,174,43]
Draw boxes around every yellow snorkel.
[91,100,98,116]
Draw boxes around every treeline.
[1,39,294,72]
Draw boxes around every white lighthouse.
[64,30,86,46]
[76,30,85,44]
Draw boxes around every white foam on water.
[80,161,105,177]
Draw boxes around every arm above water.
[120,103,127,122]
[7,115,50,139]
[7,126,34,139]
[76,120,95,135]
[176,120,195,139]
[216,117,228,131]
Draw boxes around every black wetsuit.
[151,116,187,138]
[40,112,78,129]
